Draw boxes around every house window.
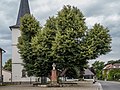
[22,69,26,77]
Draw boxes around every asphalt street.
[99,81,120,90]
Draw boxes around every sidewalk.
[0,81,100,90]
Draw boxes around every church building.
[9,0,37,82]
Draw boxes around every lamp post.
[0,48,5,85]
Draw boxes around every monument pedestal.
[51,70,58,85]
[48,63,59,87]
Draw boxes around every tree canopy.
[17,14,41,76]
[106,59,120,65]
[3,59,12,71]
[18,5,112,77]
[108,69,120,81]
[92,61,105,79]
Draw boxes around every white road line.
[98,83,103,90]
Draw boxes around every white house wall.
[2,70,11,82]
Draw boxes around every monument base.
[47,82,60,87]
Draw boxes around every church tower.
[10,0,36,82]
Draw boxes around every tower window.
[22,69,26,77]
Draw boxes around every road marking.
[98,83,103,90]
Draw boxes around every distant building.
[103,63,120,80]
[83,69,95,80]
[103,63,120,73]
[103,63,120,70]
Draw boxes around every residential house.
[83,69,95,80]
[103,63,120,80]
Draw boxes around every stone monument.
[51,63,58,86]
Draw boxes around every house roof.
[83,69,94,76]
[103,63,120,70]
[0,48,5,52]
[9,0,30,29]
[103,64,112,70]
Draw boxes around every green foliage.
[31,28,54,77]
[65,67,78,79]
[3,59,12,71]
[108,69,120,81]
[92,61,105,79]
[18,5,112,77]
[17,14,41,76]
[102,69,107,80]
[31,5,89,76]
[107,59,120,65]
[84,24,112,59]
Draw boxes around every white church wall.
[12,64,38,82]
[12,46,22,63]
[11,28,37,82]
[12,28,23,82]
[12,28,21,45]
[12,64,22,82]
[12,28,22,63]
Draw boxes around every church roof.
[10,0,30,29]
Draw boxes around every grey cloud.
[1,0,120,65]
[33,8,58,25]
[83,0,120,17]
[0,34,11,40]
[0,41,11,65]
[110,28,120,38]
[30,0,61,25]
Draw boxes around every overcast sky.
[0,0,120,65]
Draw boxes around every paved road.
[99,81,120,90]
